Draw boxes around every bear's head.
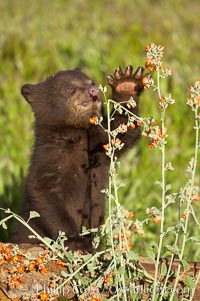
[21,69,102,129]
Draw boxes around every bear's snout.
[89,86,99,102]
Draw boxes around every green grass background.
[0,0,199,260]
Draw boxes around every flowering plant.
[0,43,200,301]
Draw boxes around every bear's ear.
[21,84,35,103]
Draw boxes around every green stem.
[158,230,179,301]
[106,98,121,301]
[107,99,117,263]
[189,270,200,301]
[112,158,129,301]
[169,108,199,301]
[152,69,167,301]
[0,209,57,252]
[57,249,108,291]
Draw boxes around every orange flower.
[4,247,11,254]
[40,267,48,274]
[194,96,200,106]
[4,254,11,261]
[145,43,164,71]
[181,213,187,219]
[145,42,155,52]
[145,58,155,71]
[114,233,119,240]
[12,255,19,264]
[129,122,136,129]
[37,257,44,265]
[17,265,25,274]
[148,142,155,148]
[103,143,110,150]
[152,216,161,224]
[145,58,152,65]
[150,119,157,125]
[134,229,144,236]
[158,133,165,140]
[49,282,56,289]
[118,123,127,133]
[89,116,98,124]
[112,138,121,146]
[141,77,149,89]
[40,292,49,301]
[125,232,131,240]
[28,262,36,271]
[160,98,166,103]
[145,45,150,52]
[192,196,200,203]
[137,120,143,126]
[104,277,110,283]
[11,276,20,287]
[19,256,24,264]
[142,74,154,89]
[56,260,65,266]
[128,211,134,218]
[125,241,132,250]
[8,267,15,274]
[14,280,20,288]
[3,246,12,255]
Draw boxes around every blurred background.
[0,0,199,259]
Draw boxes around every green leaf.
[1,222,8,229]
[184,276,196,289]
[43,237,53,245]
[0,215,13,227]
[118,265,126,274]
[165,184,171,191]
[87,263,96,277]
[147,250,156,261]
[82,253,92,263]
[160,262,167,276]
[188,236,200,243]
[150,241,158,250]
[166,226,175,233]
[118,182,125,189]
[181,259,190,272]
[29,211,40,220]
[154,181,161,186]
[128,251,139,261]
[165,245,178,254]
[61,271,69,278]
[172,296,179,301]
[28,235,36,239]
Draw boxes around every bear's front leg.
[106,65,151,152]
[107,65,146,102]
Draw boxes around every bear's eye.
[64,85,74,94]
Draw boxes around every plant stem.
[57,249,108,291]
[152,69,166,301]
[189,270,200,301]
[106,98,121,301]
[0,209,57,252]
[158,231,179,301]
[169,107,199,301]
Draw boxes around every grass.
[0,0,199,260]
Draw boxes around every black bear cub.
[11,66,148,251]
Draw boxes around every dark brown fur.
[11,66,147,251]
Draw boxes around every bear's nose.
[89,86,99,101]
